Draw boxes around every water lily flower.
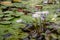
[54,14,57,18]
[33,11,49,20]
[41,16,46,20]
[32,13,40,18]
[35,11,49,15]
[52,18,56,21]
[16,19,23,23]
[43,0,48,4]
[51,14,57,21]
[40,11,49,16]
[55,0,59,4]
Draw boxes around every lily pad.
[0,21,12,25]
[1,1,13,6]
[3,17,14,21]
[0,15,3,18]
[12,12,24,17]
[4,11,14,14]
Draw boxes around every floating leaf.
[0,21,11,25]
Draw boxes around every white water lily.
[55,0,59,4]
[54,14,57,18]
[40,17,45,20]
[51,14,57,21]
[35,11,49,15]
[43,0,48,4]
[32,13,40,18]
[42,11,49,15]
[16,19,23,23]
[51,18,56,21]
[32,11,49,20]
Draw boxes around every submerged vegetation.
[0,0,60,40]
